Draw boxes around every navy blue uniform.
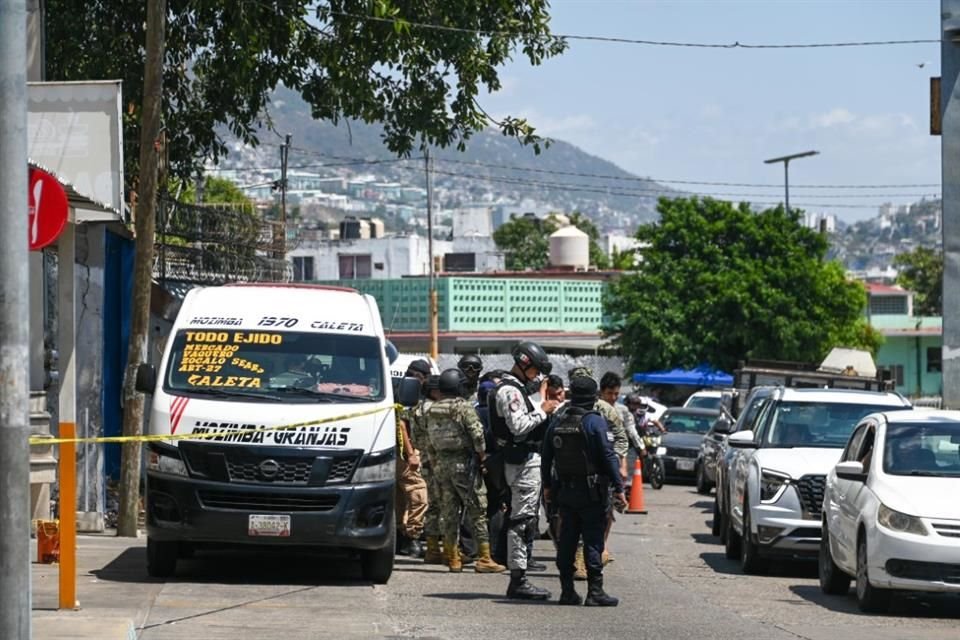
[541,409,624,581]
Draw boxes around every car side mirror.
[135,363,157,394]
[714,417,733,435]
[727,430,757,448]
[835,460,866,482]
[396,376,421,407]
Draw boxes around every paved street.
[33,484,960,639]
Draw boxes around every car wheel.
[855,534,890,613]
[146,537,178,578]
[819,522,851,595]
[724,508,741,560]
[696,463,711,495]
[648,458,665,490]
[711,498,721,537]
[361,527,396,585]
[739,498,766,575]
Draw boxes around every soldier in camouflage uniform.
[411,373,446,564]
[426,369,506,574]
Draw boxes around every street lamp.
[764,150,819,212]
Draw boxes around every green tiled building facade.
[314,277,606,333]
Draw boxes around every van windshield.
[164,329,385,402]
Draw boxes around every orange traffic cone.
[626,458,647,514]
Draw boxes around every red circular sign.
[28,167,69,251]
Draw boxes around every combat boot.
[446,540,463,573]
[506,569,551,601]
[583,574,618,607]
[423,537,445,565]
[573,546,587,581]
[474,543,506,573]
[557,574,582,606]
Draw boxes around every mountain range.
[220,88,673,229]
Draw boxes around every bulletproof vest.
[426,398,470,452]
[490,378,536,443]
[551,407,598,478]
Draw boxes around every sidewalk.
[31,533,161,640]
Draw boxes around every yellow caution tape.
[28,404,397,446]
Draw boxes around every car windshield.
[762,401,906,449]
[663,413,715,434]
[686,396,721,410]
[883,422,960,477]
[164,329,384,402]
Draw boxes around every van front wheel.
[361,529,396,584]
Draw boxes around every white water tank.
[549,225,590,269]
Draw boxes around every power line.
[326,11,939,50]
[427,168,928,209]
[432,157,940,190]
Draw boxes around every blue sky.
[482,0,941,221]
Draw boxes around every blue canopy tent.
[632,365,733,387]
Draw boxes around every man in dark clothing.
[542,376,626,606]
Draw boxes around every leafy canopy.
[894,246,943,316]
[605,197,881,373]
[493,212,609,270]
[45,0,567,183]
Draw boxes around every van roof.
[224,283,358,294]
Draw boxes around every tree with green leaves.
[894,246,943,316]
[45,0,566,183]
[605,198,882,373]
[493,212,610,270]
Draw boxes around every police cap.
[569,376,599,408]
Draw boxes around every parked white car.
[683,390,724,410]
[723,387,911,574]
[820,410,960,612]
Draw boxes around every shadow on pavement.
[790,584,960,619]
[690,532,719,545]
[700,552,743,576]
[424,592,501,601]
[94,546,374,587]
[690,500,714,513]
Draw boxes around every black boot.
[583,573,618,607]
[395,533,411,556]
[506,569,551,601]
[407,538,423,558]
[557,574,582,606]
[526,541,546,571]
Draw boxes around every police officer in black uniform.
[541,376,626,606]
[457,354,484,401]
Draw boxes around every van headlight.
[147,448,188,477]
[877,504,928,536]
[352,449,395,483]
[759,469,790,502]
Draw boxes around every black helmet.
[438,368,464,397]
[512,341,551,374]
[425,374,441,391]
[458,354,483,374]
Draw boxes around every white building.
[453,205,493,237]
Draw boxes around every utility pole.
[118,0,166,537]
[274,134,291,279]
[763,150,819,213]
[425,149,438,360]
[0,0,32,636]
[942,0,960,408]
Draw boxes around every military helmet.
[438,368,464,396]
[567,366,594,380]
[457,354,483,373]
[425,374,441,391]
[512,341,551,374]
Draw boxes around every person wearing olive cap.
[542,376,626,606]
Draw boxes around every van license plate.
[676,459,695,471]
[248,514,290,537]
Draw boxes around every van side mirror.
[135,363,157,394]
[396,376,421,407]
[835,460,866,482]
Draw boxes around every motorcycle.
[640,427,665,490]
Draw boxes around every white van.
[135,283,419,583]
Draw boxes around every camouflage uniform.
[595,399,628,459]
[409,399,442,540]
[426,397,489,547]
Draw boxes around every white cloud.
[810,107,856,128]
